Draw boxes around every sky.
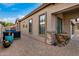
[0,3,41,23]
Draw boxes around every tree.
[1,22,14,27]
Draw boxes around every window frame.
[39,12,47,35]
[29,19,33,34]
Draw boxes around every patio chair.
[55,34,70,47]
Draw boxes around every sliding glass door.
[57,17,62,34]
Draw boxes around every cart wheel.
[3,40,11,48]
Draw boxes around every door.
[70,21,75,39]
[57,17,62,34]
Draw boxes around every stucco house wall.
[19,3,79,42]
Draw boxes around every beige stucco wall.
[20,20,28,35]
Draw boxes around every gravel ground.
[0,34,79,56]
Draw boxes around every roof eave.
[19,3,55,22]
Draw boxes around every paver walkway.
[0,34,79,56]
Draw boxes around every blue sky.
[0,3,41,23]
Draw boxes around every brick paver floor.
[0,34,79,56]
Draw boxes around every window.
[29,19,32,33]
[71,22,75,34]
[23,24,25,28]
[39,13,46,34]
